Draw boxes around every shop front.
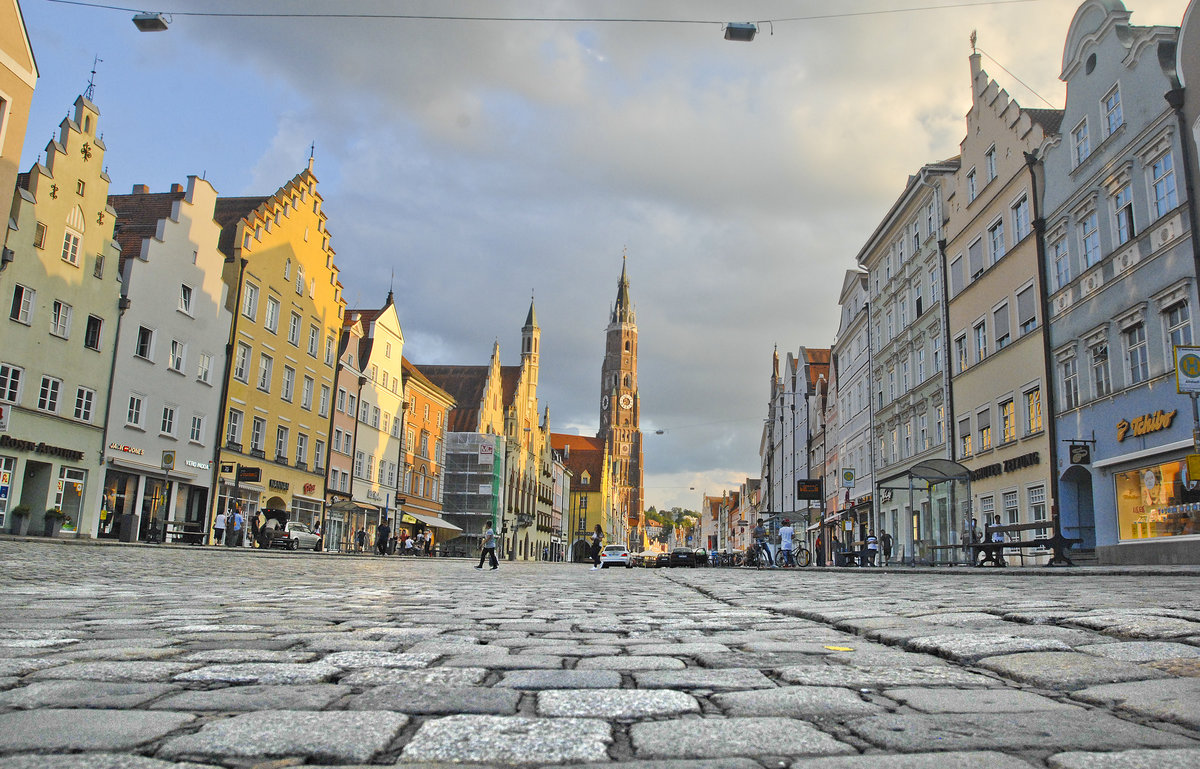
[101,454,211,543]
[877,459,968,565]
[1,434,97,538]
[1062,395,1199,564]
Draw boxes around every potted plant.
[42,508,67,538]
[8,504,31,536]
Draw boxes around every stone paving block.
[628,643,731,656]
[172,661,343,685]
[631,716,854,759]
[149,684,351,711]
[321,651,440,669]
[1066,614,1200,639]
[575,656,687,671]
[338,666,488,686]
[31,661,201,682]
[441,653,563,669]
[536,689,700,718]
[1071,678,1200,730]
[695,651,839,669]
[633,668,776,691]
[499,669,621,689]
[904,633,1072,663]
[0,677,16,690]
[1076,641,1200,662]
[777,665,997,688]
[596,760,763,769]
[787,751,1039,768]
[0,657,67,676]
[712,686,883,717]
[180,648,318,663]
[158,709,407,764]
[1047,748,1200,769]
[348,684,520,714]
[1147,658,1200,676]
[0,709,194,752]
[846,711,1195,752]
[400,715,611,765]
[0,680,177,709]
[882,686,1080,713]
[0,753,222,769]
[406,639,489,655]
[54,647,185,662]
[978,651,1171,690]
[302,638,402,652]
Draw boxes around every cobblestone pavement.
[1,541,1199,768]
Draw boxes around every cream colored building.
[0,0,37,229]
[0,96,121,538]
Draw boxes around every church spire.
[611,252,634,324]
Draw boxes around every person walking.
[376,518,391,556]
[865,530,879,566]
[475,523,499,570]
[356,527,366,553]
[880,530,893,566]
[228,506,244,547]
[778,519,795,567]
[814,532,824,566]
[213,510,226,547]
[589,524,603,570]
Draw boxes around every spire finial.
[308,142,315,171]
[970,29,977,53]
[85,55,102,101]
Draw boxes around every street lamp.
[724,22,757,41]
[132,12,169,31]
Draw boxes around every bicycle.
[790,544,812,567]
[748,540,773,569]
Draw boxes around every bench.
[925,543,974,566]
[978,521,1081,567]
[157,523,205,545]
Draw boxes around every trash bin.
[118,513,138,542]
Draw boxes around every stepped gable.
[108,189,185,268]
[1025,108,1064,135]
[213,196,269,259]
[214,166,327,260]
[420,365,489,433]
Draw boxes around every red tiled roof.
[214,196,270,259]
[108,190,186,267]
[500,366,520,410]
[418,365,490,433]
[400,358,455,406]
[551,433,606,488]
[1026,108,1064,135]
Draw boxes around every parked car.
[692,548,709,566]
[599,544,633,568]
[654,551,672,568]
[669,547,699,567]
[261,512,321,551]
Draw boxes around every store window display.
[1115,461,1198,540]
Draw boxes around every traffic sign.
[1175,346,1200,393]
[841,468,855,488]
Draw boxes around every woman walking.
[589,524,603,570]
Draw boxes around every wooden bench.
[978,521,1081,567]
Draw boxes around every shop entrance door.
[19,461,52,515]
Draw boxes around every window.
[359,400,369,422]
[1080,212,1100,268]
[250,417,265,453]
[226,408,243,445]
[127,393,144,427]
[985,145,996,182]
[74,387,94,422]
[988,220,1006,263]
[333,428,344,453]
[1003,490,1019,526]
[233,342,250,382]
[967,168,977,202]
[93,254,105,280]
[1052,238,1071,290]
[959,417,973,458]
[917,348,926,381]
[257,353,273,391]
[84,315,102,351]
[288,312,301,346]
[354,451,364,477]
[1029,485,1048,536]
[1167,303,1192,348]
[1061,358,1079,410]
[929,265,940,303]
[977,409,992,452]
[968,238,984,279]
[378,458,387,484]
[1017,286,1037,335]
[936,405,945,444]
[296,266,305,295]
[264,297,280,333]
[61,230,81,265]
[135,326,154,360]
[242,283,259,320]
[420,432,430,457]
[301,376,314,410]
[994,304,1010,350]
[1103,85,1123,136]
[1012,195,1030,242]
[325,336,335,366]
[190,415,204,442]
[1000,399,1015,443]
[391,414,401,437]
[160,405,176,436]
[179,285,193,314]
[169,340,185,372]
[308,325,319,357]
[919,414,928,449]
[1073,118,1090,165]
[76,179,85,196]
[275,426,288,460]
[932,334,942,371]
[51,300,72,338]
[1152,152,1178,218]
[1091,343,1111,398]
[1025,388,1042,434]
[33,222,46,249]
[10,284,34,324]
[281,366,295,402]
[955,335,968,374]
[372,406,380,428]
[319,385,330,418]
[337,388,347,412]
[974,321,988,362]
[314,439,325,471]
[1126,324,1149,385]
[1114,185,1134,245]
[296,433,308,467]
[197,353,212,384]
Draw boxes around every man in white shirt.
[778,519,795,567]
[213,511,226,547]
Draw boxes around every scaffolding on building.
[442,432,502,553]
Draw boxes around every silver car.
[268,521,321,551]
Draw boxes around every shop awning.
[327,500,378,515]
[401,511,463,532]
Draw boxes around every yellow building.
[398,356,457,547]
[211,161,344,540]
[0,0,37,227]
[551,432,612,562]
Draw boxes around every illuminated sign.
[108,443,144,455]
[1117,410,1177,442]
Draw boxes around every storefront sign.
[108,442,144,455]
[185,460,210,470]
[970,452,1041,481]
[1117,410,1177,442]
[796,479,823,501]
[236,466,261,482]
[268,479,289,491]
[303,483,316,494]
[1069,443,1092,465]
[366,489,383,501]
[220,463,234,473]
[0,403,8,432]
[1,436,85,462]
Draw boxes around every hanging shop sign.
[1069,443,1092,465]
[796,479,823,501]
[236,466,261,483]
[0,436,85,462]
[1116,410,1177,442]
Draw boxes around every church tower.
[598,257,644,546]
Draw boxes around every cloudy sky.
[17,0,1189,511]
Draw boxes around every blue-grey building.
[1042,0,1197,564]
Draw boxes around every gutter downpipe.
[207,255,247,545]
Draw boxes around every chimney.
[170,183,184,193]
[132,184,149,194]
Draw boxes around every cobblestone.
[1,541,1198,767]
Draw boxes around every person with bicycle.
[752,518,776,568]
[778,519,795,567]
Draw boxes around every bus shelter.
[876,458,972,565]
